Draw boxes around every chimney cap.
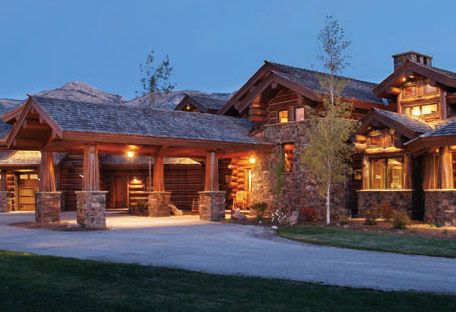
[392,51,433,59]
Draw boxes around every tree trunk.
[326,181,331,225]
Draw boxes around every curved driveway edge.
[0,212,455,294]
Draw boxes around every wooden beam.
[82,144,100,191]
[0,171,6,192]
[361,155,369,190]
[403,152,412,189]
[204,151,219,191]
[153,155,165,192]
[39,150,57,192]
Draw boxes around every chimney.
[392,51,433,69]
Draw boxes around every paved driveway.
[0,211,455,294]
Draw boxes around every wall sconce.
[127,150,135,158]
[249,155,256,164]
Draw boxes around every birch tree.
[302,16,356,225]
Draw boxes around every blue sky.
[1,0,455,100]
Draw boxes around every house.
[1,51,455,228]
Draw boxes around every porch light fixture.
[249,155,256,164]
[127,150,135,158]
[402,77,407,82]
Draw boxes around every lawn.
[0,251,455,311]
[278,225,456,258]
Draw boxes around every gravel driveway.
[0,211,455,294]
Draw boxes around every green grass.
[278,225,456,258]
[0,251,455,311]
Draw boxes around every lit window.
[422,104,438,115]
[367,130,382,148]
[424,84,438,95]
[411,106,421,117]
[295,107,305,121]
[404,103,438,117]
[283,143,294,172]
[369,157,403,189]
[404,86,416,97]
[278,110,288,123]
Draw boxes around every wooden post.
[204,151,219,192]
[403,152,412,189]
[153,155,165,192]
[82,144,100,191]
[39,150,57,192]
[423,152,437,189]
[440,146,453,189]
[441,90,447,120]
[361,155,369,190]
[0,171,6,192]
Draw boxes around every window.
[404,86,416,97]
[295,107,305,121]
[404,103,438,118]
[278,110,288,123]
[424,84,438,95]
[369,157,403,189]
[283,143,294,172]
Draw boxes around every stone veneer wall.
[250,122,349,223]
[148,191,171,217]
[357,190,413,217]
[198,191,226,221]
[35,192,61,223]
[76,191,107,229]
[424,190,456,226]
[0,191,10,212]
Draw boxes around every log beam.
[153,155,165,192]
[204,151,219,192]
[39,150,57,192]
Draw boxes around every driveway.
[0,211,455,294]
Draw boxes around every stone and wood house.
[0,51,455,227]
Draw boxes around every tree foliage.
[138,50,175,105]
[302,16,356,224]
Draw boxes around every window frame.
[368,156,404,190]
[282,143,294,172]
[278,110,289,124]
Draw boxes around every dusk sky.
[1,0,455,100]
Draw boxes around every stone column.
[0,191,10,212]
[148,191,171,217]
[76,191,108,229]
[36,150,61,223]
[35,192,61,223]
[198,191,226,221]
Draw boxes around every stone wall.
[35,192,61,223]
[198,191,226,221]
[424,190,456,226]
[357,190,413,217]
[76,191,107,229]
[250,122,349,223]
[0,191,10,212]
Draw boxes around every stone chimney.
[392,51,433,69]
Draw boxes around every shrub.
[251,202,268,220]
[271,208,291,226]
[364,208,378,225]
[299,207,318,223]
[378,204,393,221]
[391,210,410,230]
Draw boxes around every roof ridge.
[265,60,379,86]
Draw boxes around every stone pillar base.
[0,191,10,212]
[425,190,456,227]
[198,191,226,221]
[148,192,171,217]
[35,192,61,223]
[76,191,107,229]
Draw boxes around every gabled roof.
[374,60,456,97]
[357,108,432,139]
[8,96,269,149]
[220,61,386,115]
[175,93,229,113]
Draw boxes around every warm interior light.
[409,75,415,79]
[411,106,421,117]
[127,151,135,158]
[249,155,256,164]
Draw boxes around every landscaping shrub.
[251,202,268,220]
[364,208,378,225]
[299,207,318,223]
[378,204,393,220]
[391,210,410,230]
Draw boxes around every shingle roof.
[185,94,228,111]
[101,155,200,165]
[266,61,385,104]
[0,151,65,166]
[31,96,267,146]
[420,119,456,138]
[372,108,433,134]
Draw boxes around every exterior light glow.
[249,155,256,164]
[411,106,421,117]
[127,151,135,158]
[402,77,407,82]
